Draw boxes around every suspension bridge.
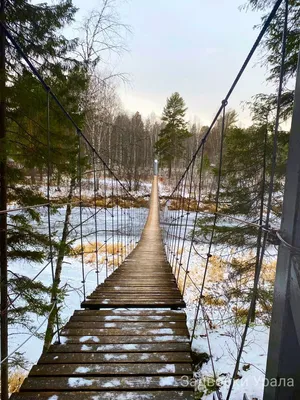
[10,177,194,400]
[1,0,300,399]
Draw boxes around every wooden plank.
[91,289,180,293]
[39,352,192,364]
[30,363,192,376]
[20,376,192,391]
[86,295,183,300]
[81,301,186,309]
[73,310,186,317]
[100,285,179,288]
[65,321,187,329]
[49,342,191,353]
[88,290,181,295]
[12,390,195,399]
[103,280,177,284]
[81,299,185,304]
[117,267,172,270]
[105,274,174,277]
[91,287,180,292]
[84,290,183,294]
[70,315,186,322]
[81,305,186,310]
[59,335,190,345]
[60,328,189,336]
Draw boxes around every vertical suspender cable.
[176,169,191,282]
[182,146,205,296]
[251,0,289,321]
[111,173,115,271]
[46,91,60,343]
[0,0,8,396]
[177,160,196,282]
[78,136,86,300]
[226,2,289,398]
[170,185,181,273]
[191,100,227,344]
[116,182,120,267]
[104,165,108,278]
[120,187,124,262]
[93,150,99,285]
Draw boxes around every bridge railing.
[0,22,148,399]
[160,1,293,399]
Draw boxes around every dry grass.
[50,195,149,209]
[8,370,27,394]
[207,255,225,282]
[261,260,276,282]
[232,306,249,320]
[165,197,216,212]
[68,196,149,209]
[73,242,135,264]
[203,295,226,307]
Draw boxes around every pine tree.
[194,113,289,323]
[244,0,300,117]
[6,0,77,75]
[155,92,191,178]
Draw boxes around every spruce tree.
[244,0,300,117]
[155,92,190,178]
[3,0,88,368]
[195,114,289,323]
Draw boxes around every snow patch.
[159,376,176,387]
[75,366,90,373]
[102,378,121,388]
[104,353,127,361]
[157,364,176,373]
[68,377,94,388]
[79,336,100,343]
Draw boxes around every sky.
[71,0,275,126]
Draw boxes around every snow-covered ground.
[161,209,277,400]
[8,205,148,367]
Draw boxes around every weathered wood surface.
[12,310,193,399]
[11,178,193,399]
[12,391,195,400]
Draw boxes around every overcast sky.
[71,0,275,125]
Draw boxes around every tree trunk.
[57,172,61,190]
[168,161,172,179]
[39,168,43,183]
[43,177,76,352]
[30,168,36,184]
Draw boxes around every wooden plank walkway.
[11,177,194,399]
[82,176,185,309]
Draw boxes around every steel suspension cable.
[182,145,205,296]
[111,173,115,272]
[171,180,184,275]
[78,136,86,301]
[46,90,60,343]
[116,182,120,267]
[93,150,100,286]
[225,2,289,398]
[177,161,196,283]
[191,100,227,344]
[103,165,108,278]
[167,0,284,199]
[175,170,190,280]
[251,0,289,322]
[2,23,138,203]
